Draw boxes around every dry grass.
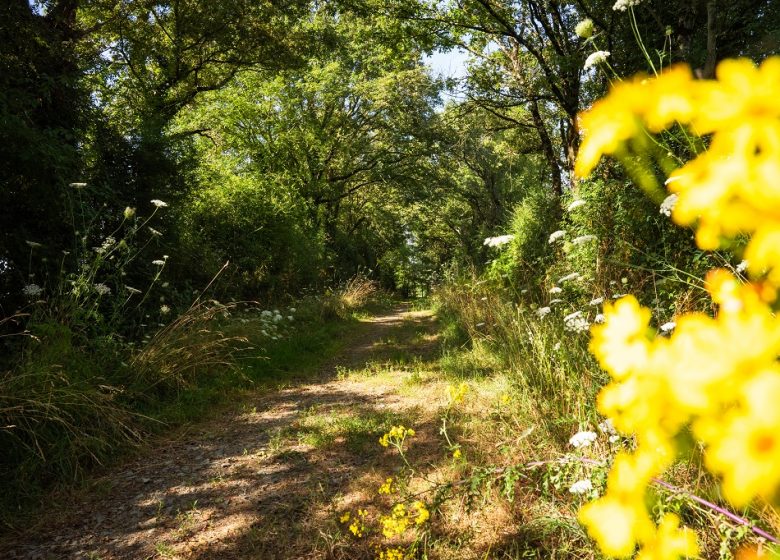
[130,300,249,392]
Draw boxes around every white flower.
[573,235,597,245]
[553,342,561,351]
[659,193,678,217]
[549,298,563,305]
[537,306,551,318]
[94,283,111,296]
[160,305,171,315]
[125,286,142,295]
[569,430,598,448]
[162,282,169,288]
[289,307,296,313]
[559,273,581,283]
[611,293,627,299]
[521,289,528,294]
[575,18,594,39]
[660,321,677,333]
[569,479,594,494]
[613,0,644,11]
[23,284,43,297]
[69,182,87,189]
[584,51,610,69]
[594,313,606,324]
[567,199,587,212]
[150,199,168,208]
[564,311,590,332]
[548,230,566,244]
[152,259,165,266]
[736,260,749,274]
[287,316,294,321]
[598,419,616,435]
[549,286,563,294]
[484,234,515,247]
[609,434,620,443]
[261,310,272,317]
[589,297,604,306]
[148,227,162,236]
[25,240,42,249]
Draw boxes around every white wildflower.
[537,306,551,318]
[573,235,597,245]
[160,305,171,315]
[598,419,616,435]
[553,342,561,351]
[569,430,598,448]
[150,199,168,208]
[162,282,169,288]
[584,51,610,69]
[659,193,678,217]
[569,479,594,494]
[287,316,294,321]
[94,283,111,296]
[564,311,590,332]
[23,284,43,297]
[549,286,563,294]
[483,234,515,247]
[589,297,604,306]
[609,435,620,443]
[613,0,644,11]
[594,313,606,324]
[25,240,42,249]
[548,230,566,244]
[660,321,677,333]
[152,259,165,266]
[575,18,594,39]
[125,286,141,295]
[289,307,296,313]
[69,182,87,189]
[148,227,162,236]
[611,293,627,299]
[736,260,749,274]
[549,298,563,305]
[559,273,581,283]
[567,199,587,212]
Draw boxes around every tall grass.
[434,279,606,444]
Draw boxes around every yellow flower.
[700,368,780,506]
[380,503,410,538]
[379,425,416,448]
[635,514,699,560]
[452,448,462,459]
[579,495,654,557]
[589,296,652,380]
[377,548,405,560]
[412,500,429,525]
[447,382,468,405]
[339,511,351,524]
[378,477,394,495]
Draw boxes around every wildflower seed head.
[575,18,594,39]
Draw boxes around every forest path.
[3,304,444,560]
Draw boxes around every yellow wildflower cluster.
[377,547,406,560]
[340,509,368,538]
[380,501,430,538]
[577,57,780,282]
[379,425,416,448]
[447,382,468,405]
[576,56,780,558]
[378,477,395,495]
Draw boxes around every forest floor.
[1,304,483,560]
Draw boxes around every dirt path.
[3,305,442,560]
